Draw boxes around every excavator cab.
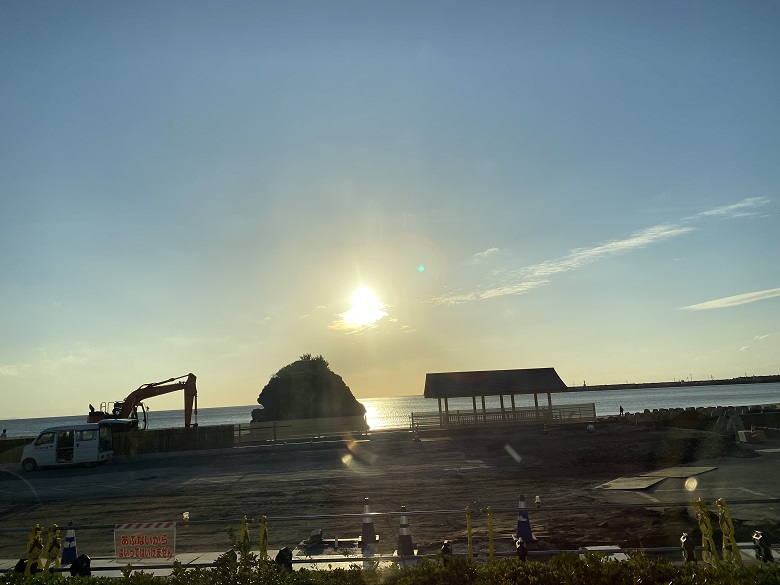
[89,401,147,429]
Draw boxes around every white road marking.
[636,492,661,503]
[655,487,767,495]
[738,487,767,496]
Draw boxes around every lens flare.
[504,444,522,463]
[684,477,698,491]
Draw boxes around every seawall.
[600,403,780,440]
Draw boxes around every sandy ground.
[1,421,778,561]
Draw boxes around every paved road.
[597,445,780,526]
[2,441,361,504]
[2,431,779,562]
[0,433,489,507]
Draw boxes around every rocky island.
[251,354,367,424]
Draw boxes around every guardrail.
[235,416,369,446]
[411,403,597,430]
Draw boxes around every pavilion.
[419,367,595,428]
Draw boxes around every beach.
[1,418,778,561]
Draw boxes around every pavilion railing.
[410,402,596,430]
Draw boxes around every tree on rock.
[252,354,367,423]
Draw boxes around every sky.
[2,1,779,419]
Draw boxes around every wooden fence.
[0,438,30,465]
[112,425,235,455]
[410,402,597,430]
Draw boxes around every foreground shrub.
[2,553,779,585]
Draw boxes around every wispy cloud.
[680,288,780,311]
[692,197,770,219]
[0,363,27,376]
[754,333,777,340]
[433,224,693,304]
[472,247,500,262]
[37,345,97,371]
[433,197,770,305]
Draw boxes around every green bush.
[2,554,779,585]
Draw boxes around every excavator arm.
[88,373,198,428]
[119,373,198,427]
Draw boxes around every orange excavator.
[87,373,198,429]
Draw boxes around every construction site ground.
[1,421,779,564]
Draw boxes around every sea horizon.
[1,381,778,439]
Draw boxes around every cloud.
[754,333,777,340]
[680,288,780,311]
[432,197,771,306]
[472,247,500,262]
[693,197,770,219]
[38,345,97,370]
[0,363,27,376]
[162,335,232,347]
[740,346,750,351]
[433,223,693,304]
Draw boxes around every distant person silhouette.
[1,429,6,438]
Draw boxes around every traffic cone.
[397,505,415,556]
[514,495,534,542]
[360,497,377,546]
[543,424,548,435]
[61,521,77,566]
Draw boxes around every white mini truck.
[21,422,113,472]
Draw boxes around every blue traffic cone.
[514,495,534,542]
[61,521,77,566]
[397,505,415,556]
[361,498,377,546]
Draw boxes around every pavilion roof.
[423,367,567,399]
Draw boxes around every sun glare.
[340,287,388,328]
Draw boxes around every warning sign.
[114,522,176,560]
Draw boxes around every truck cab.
[21,423,113,472]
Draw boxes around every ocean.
[1,382,778,439]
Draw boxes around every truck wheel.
[22,459,37,472]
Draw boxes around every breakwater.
[574,374,780,391]
[603,403,780,440]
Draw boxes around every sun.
[340,287,388,328]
